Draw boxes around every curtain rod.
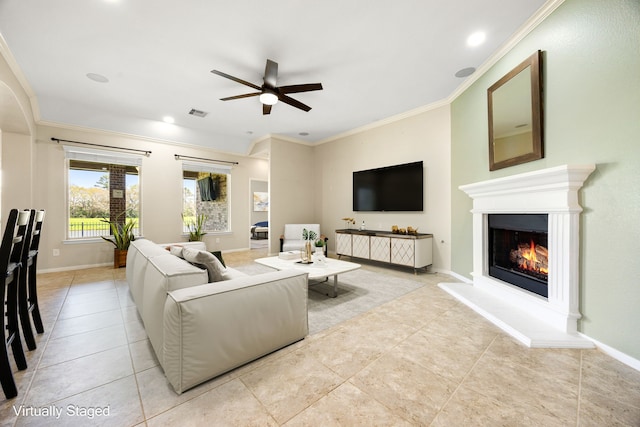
[52,138,152,156]
[174,154,238,165]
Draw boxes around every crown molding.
[446,0,565,104]
[0,32,41,123]
[317,98,450,145]
[245,132,312,155]
[265,133,310,145]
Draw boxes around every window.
[182,162,231,233]
[65,147,141,239]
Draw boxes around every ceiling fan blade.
[279,94,312,112]
[263,104,272,115]
[220,92,261,101]
[211,69,261,91]
[279,83,323,94]
[264,59,278,87]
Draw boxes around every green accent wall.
[451,0,640,359]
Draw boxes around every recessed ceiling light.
[467,31,486,47]
[455,67,476,78]
[162,116,175,124]
[86,73,109,83]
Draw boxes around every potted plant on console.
[101,213,136,268]
[183,213,208,242]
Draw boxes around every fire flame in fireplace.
[510,239,549,276]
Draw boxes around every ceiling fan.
[211,59,323,115]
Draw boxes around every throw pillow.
[168,245,184,258]
[182,247,226,282]
[211,250,225,267]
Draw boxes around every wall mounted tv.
[353,161,424,212]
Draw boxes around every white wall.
[2,131,33,216]
[268,136,316,255]
[313,104,452,271]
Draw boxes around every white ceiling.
[0,0,547,155]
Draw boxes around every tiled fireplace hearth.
[439,165,596,348]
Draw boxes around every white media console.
[335,229,433,272]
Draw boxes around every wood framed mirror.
[488,50,543,171]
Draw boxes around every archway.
[0,80,34,221]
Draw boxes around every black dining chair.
[28,210,46,338]
[1,209,30,399]
[18,209,40,351]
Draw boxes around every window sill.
[63,238,106,245]
[181,230,232,238]
[63,235,143,245]
[65,232,230,245]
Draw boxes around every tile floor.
[2,249,639,426]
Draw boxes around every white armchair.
[280,224,328,257]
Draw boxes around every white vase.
[301,241,312,263]
[312,252,326,265]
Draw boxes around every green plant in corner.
[183,213,208,241]
[100,214,136,250]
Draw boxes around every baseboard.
[439,270,472,283]
[38,262,112,274]
[581,333,640,372]
[223,247,251,253]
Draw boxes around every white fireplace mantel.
[440,164,596,348]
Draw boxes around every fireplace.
[488,214,548,298]
[439,164,596,348]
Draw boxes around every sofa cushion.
[221,267,248,281]
[131,238,157,250]
[142,254,209,364]
[159,241,207,252]
[182,247,227,282]
[137,239,173,258]
[168,245,184,258]
[128,239,178,308]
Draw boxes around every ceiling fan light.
[259,92,278,105]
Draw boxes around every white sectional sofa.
[126,239,309,394]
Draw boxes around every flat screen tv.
[353,161,423,212]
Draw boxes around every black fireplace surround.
[488,214,549,298]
